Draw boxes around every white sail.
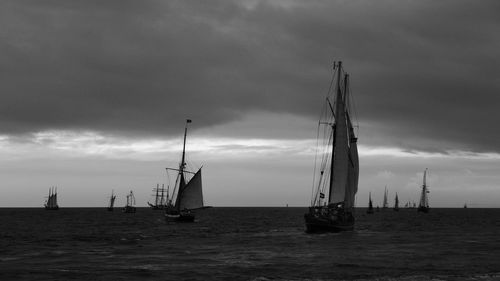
[178,169,203,210]
[329,86,349,204]
[344,120,359,208]
[419,169,429,208]
[383,186,388,208]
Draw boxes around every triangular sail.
[383,186,388,208]
[329,76,349,204]
[177,169,203,210]
[419,169,429,208]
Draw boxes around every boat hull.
[366,208,374,214]
[122,206,136,213]
[165,209,195,222]
[44,206,59,210]
[417,206,429,213]
[304,206,355,233]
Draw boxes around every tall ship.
[382,186,389,209]
[165,119,204,222]
[148,184,168,210]
[367,192,374,214]
[107,190,116,211]
[122,190,136,213]
[417,168,430,213]
[304,61,359,233]
[44,186,59,210]
[393,192,399,211]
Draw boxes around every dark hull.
[417,206,429,213]
[304,207,354,233]
[44,206,59,210]
[366,208,374,214]
[393,207,399,211]
[122,206,136,213]
[165,210,195,223]
[107,207,113,211]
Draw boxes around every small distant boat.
[464,203,468,209]
[367,192,374,214]
[417,168,430,213]
[44,186,59,210]
[165,119,204,223]
[122,190,136,213]
[107,190,116,211]
[148,184,168,210]
[304,61,359,233]
[393,192,399,211]
[382,186,389,209]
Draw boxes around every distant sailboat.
[417,169,430,213]
[304,61,359,233]
[148,184,168,210]
[107,190,116,211]
[122,190,136,213]
[367,192,374,214]
[382,186,389,209]
[393,192,399,211]
[44,186,59,210]
[165,119,204,222]
[464,203,468,209]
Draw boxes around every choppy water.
[0,207,499,280]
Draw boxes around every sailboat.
[44,186,59,210]
[393,192,399,211]
[382,186,389,209]
[165,119,204,222]
[148,184,168,210]
[122,190,136,213]
[417,168,430,213]
[367,192,374,214]
[107,190,116,211]
[304,61,359,233]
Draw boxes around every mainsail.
[176,169,203,210]
[419,169,429,208]
[382,186,388,208]
[329,72,350,204]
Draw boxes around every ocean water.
[0,207,499,281]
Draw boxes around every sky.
[1,0,499,207]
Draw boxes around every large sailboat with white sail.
[304,61,359,233]
[418,168,430,213]
[44,186,59,210]
[165,119,204,222]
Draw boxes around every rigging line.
[347,75,360,132]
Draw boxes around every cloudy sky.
[1,0,499,207]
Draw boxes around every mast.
[174,119,192,211]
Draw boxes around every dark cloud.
[1,0,499,152]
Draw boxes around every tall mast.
[328,61,342,203]
[155,184,159,206]
[175,119,192,210]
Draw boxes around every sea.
[0,207,499,281]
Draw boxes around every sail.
[329,84,349,204]
[394,193,399,208]
[344,122,359,208]
[383,186,388,208]
[177,169,203,210]
[419,169,429,208]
